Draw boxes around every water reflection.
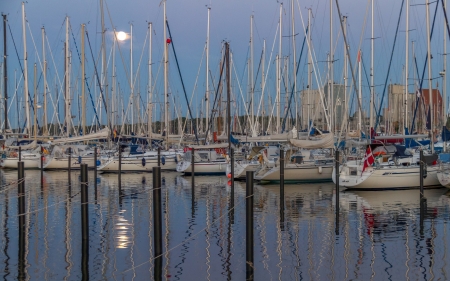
[0,169,449,280]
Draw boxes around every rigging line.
[282,26,308,133]
[69,24,101,128]
[204,48,226,143]
[165,20,199,144]
[410,0,439,133]
[85,29,109,124]
[7,23,40,128]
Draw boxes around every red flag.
[362,146,375,174]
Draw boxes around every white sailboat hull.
[176,161,227,175]
[333,164,441,190]
[42,156,96,170]
[98,155,177,172]
[1,156,40,169]
[255,164,333,183]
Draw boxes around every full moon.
[117,31,127,41]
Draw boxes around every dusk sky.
[0,0,448,130]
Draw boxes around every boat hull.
[333,165,441,190]
[176,161,227,175]
[255,164,333,183]
[98,156,177,172]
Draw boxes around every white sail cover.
[51,128,110,144]
[289,133,335,149]
[8,140,38,150]
[188,143,229,149]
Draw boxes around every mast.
[22,3,31,136]
[148,22,153,136]
[100,0,110,134]
[130,23,134,134]
[426,0,434,153]
[111,29,116,130]
[33,63,37,141]
[358,50,362,133]
[405,0,409,134]
[277,3,282,133]
[250,15,254,134]
[206,7,210,139]
[226,42,231,152]
[164,0,169,149]
[444,0,447,141]
[65,16,70,136]
[262,39,265,134]
[81,24,86,136]
[42,27,47,135]
[330,0,334,132]
[343,16,348,132]
[3,14,7,133]
[370,0,375,132]
[307,9,312,133]
[292,0,297,130]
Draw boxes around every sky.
[0,0,448,132]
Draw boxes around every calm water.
[0,169,449,280]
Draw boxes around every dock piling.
[335,150,340,235]
[280,149,285,227]
[246,171,254,280]
[152,166,162,281]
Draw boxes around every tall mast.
[370,0,375,131]
[261,39,265,134]
[164,0,169,149]
[206,7,210,139]
[33,63,37,141]
[343,16,348,132]
[111,29,116,130]
[358,50,362,133]
[3,14,7,132]
[100,0,108,132]
[277,3,282,133]
[148,22,153,136]
[42,27,47,135]
[65,16,70,136]
[250,15,254,135]
[444,0,447,138]
[307,9,312,133]
[81,24,86,136]
[292,0,297,130]
[329,0,334,132]
[130,23,134,134]
[226,42,231,152]
[426,0,434,153]
[405,0,409,134]
[22,3,31,135]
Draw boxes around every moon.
[116,31,127,41]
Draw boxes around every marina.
[3,0,450,279]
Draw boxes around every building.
[300,84,346,131]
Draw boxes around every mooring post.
[191,148,195,187]
[335,150,340,234]
[19,146,21,162]
[94,146,98,177]
[246,170,254,280]
[40,146,44,179]
[230,148,235,224]
[280,149,285,227]
[80,163,89,280]
[68,147,72,172]
[17,160,25,280]
[420,150,424,196]
[158,147,161,167]
[118,147,122,181]
[80,163,89,241]
[152,166,162,281]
